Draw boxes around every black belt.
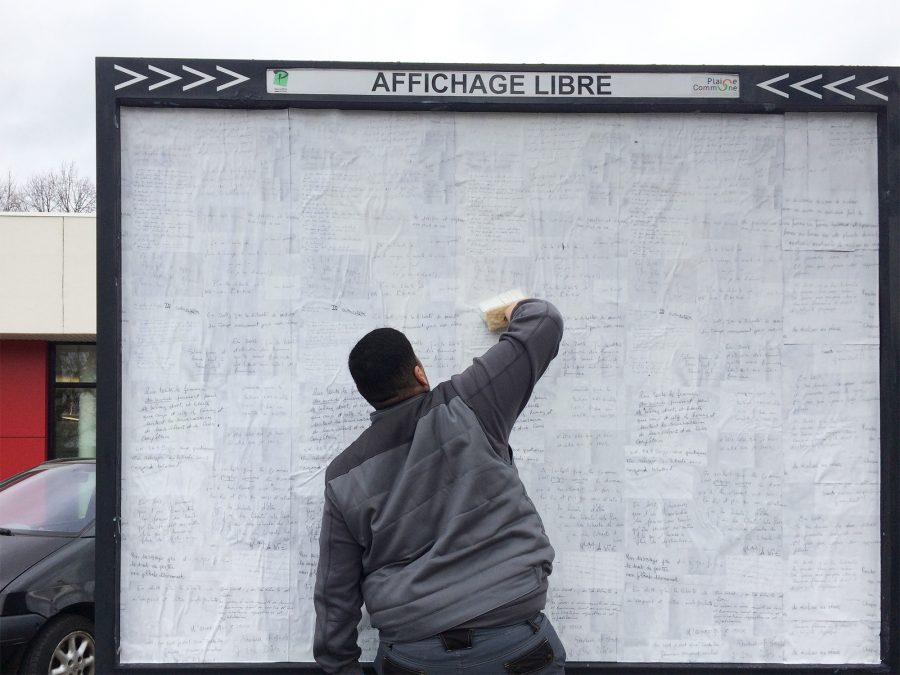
[437,616,541,652]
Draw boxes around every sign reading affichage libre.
[267,69,740,98]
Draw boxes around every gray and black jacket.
[313,299,564,674]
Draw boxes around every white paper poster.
[119,109,880,664]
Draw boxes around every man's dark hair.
[348,328,418,405]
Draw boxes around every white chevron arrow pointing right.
[182,65,215,91]
[113,64,148,91]
[148,65,181,90]
[216,66,249,91]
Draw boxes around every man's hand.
[504,300,523,323]
[479,290,526,331]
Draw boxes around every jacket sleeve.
[451,298,563,458]
[313,485,365,675]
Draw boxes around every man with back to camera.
[314,298,566,674]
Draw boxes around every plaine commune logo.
[693,76,739,94]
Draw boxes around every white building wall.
[0,213,96,338]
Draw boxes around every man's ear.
[414,363,429,388]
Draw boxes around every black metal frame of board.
[95,59,900,674]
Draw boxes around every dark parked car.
[0,459,95,675]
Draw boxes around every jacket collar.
[370,392,428,422]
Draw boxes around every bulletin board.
[95,59,900,673]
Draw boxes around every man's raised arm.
[451,298,563,457]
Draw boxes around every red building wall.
[0,340,48,479]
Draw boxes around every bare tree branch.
[53,161,76,212]
[0,170,25,211]
[71,175,96,213]
[23,170,56,212]
[17,163,96,213]
[53,161,96,213]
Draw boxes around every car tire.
[19,614,95,675]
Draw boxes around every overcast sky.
[2,0,898,181]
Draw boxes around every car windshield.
[0,463,95,534]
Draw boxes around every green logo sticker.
[273,70,289,87]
